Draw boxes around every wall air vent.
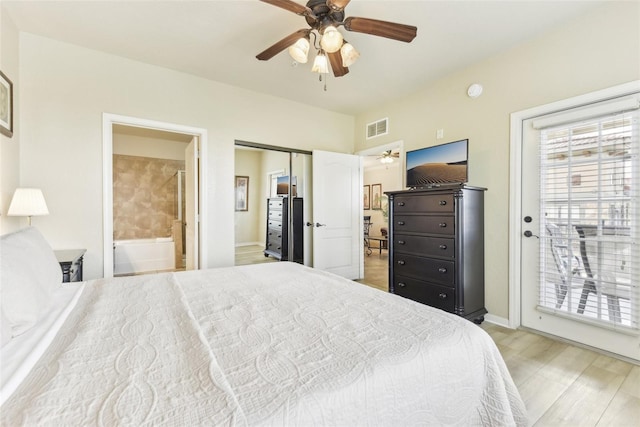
[366,118,389,139]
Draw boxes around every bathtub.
[113,237,176,276]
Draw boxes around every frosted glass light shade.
[320,25,343,53]
[288,37,310,63]
[311,52,329,74]
[340,42,360,67]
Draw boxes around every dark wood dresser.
[386,186,487,323]
[264,197,303,263]
[54,249,86,283]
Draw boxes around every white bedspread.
[1,262,527,426]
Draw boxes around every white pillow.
[0,227,62,336]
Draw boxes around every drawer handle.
[397,282,407,288]
[439,223,447,228]
[397,221,405,226]
[439,244,447,250]
[438,293,447,299]
[438,267,447,274]
[398,201,405,206]
[398,240,406,245]
[439,200,447,206]
[397,260,406,266]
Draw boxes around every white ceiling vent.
[366,118,389,139]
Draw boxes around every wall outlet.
[436,129,444,139]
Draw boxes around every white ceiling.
[3,0,606,115]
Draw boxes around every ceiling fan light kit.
[340,41,359,67]
[311,50,329,74]
[319,25,344,53]
[288,36,311,63]
[257,0,417,81]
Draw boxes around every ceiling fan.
[373,150,400,164]
[256,0,417,78]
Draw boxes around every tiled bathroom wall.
[113,154,185,240]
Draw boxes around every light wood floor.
[236,245,639,426]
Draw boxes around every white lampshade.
[288,36,310,63]
[311,51,329,74]
[340,41,360,67]
[320,25,343,53]
[7,188,49,225]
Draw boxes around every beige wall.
[364,163,402,236]
[234,149,263,245]
[353,2,640,319]
[18,33,354,279]
[0,8,21,234]
[113,132,188,160]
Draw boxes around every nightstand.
[54,249,86,283]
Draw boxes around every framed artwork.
[372,184,382,210]
[235,176,249,211]
[0,70,13,138]
[363,185,370,210]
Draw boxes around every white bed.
[1,227,527,426]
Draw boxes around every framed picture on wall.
[0,70,13,138]
[235,176,249,211]
[363,185,370,210]
[372,184,382,210]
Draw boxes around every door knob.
[315,223,326,227]
[306,222,314,227]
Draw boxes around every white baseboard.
[235,241,262,248]
[483,313,512,328]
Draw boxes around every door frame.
[102,113,208,278]
[508,80,640,329]
[355,140,404,280]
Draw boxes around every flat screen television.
[406,139,468,188]
[276,175,297,196]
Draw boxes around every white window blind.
[537,99,639,331]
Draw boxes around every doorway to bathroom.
[102,113,207,278]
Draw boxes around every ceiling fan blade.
[344,17,417,43]
[260,0,315,18]
[256,29,310,61]
[326,0,351,12]
[327,50,349,77]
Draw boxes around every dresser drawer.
[394,194,454,213]
[268,209,284,221]
[268,199,283,210]
[394,215,455,235]
[267,228,283,242]
[393,276,455,313]
[265,239,282,253]
[394,234,454,258]
[393,253,455,286]
[268,219,283,229]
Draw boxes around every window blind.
[537,102,639,331]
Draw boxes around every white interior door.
[520,99,639,361]
[312,150,362,279]
[185,137,199,270]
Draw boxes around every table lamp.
[7,188,49,226]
